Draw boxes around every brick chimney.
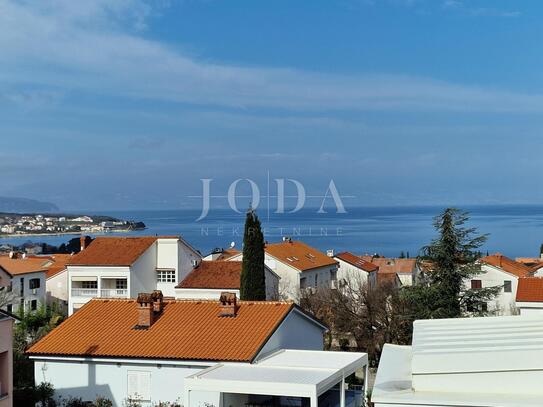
[136,293,155,329]
[219,292,238,317]
[151,290,164,313]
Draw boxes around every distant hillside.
[0,197,59,213]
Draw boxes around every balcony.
[71,288,98,297]
[100,289,128,298]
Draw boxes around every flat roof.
[185,349,368,399]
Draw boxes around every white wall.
[46,269,68,314]
[256,309,325,359]
[465,264,517,315]
[9,271,46,314]
[131,244,158,298]
[517,303,543,316]
[335,258,368,291]
[176,288,241,300]
[34,358,213,406]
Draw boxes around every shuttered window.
[127,371,151,401]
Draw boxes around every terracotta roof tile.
[365,257,417,274]
[0,255,49,276]
[45,254,73,278]
[265,240,337,272]
[335,252,378,272]
[215,248,240,261]
[177,261,242,289]
[481,253,532,278]
[67,237,165,266]
[516,278,543,303]
[27,299,294,362]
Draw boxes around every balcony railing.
[71,288,98,297]
[100,289,128,298]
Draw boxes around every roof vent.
[219,292,238,317]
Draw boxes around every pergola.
[184,349,368,407]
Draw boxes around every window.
[330,270,337,281]
[6,282,12,293]
[471,279,482,289]
[81,281,97,289]
[300,277,307,289]
[29,278,40,289]
[157,269,175,283]
[19,278,24,296]
[116,279,127,290]
[504,280,512,293]
[6,304,12,313]
[30,300,37,311]
[127,371,151,401]
[314,274,318,287]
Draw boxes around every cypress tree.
[240,208,266,300]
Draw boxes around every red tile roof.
[516,278,543,303]
[45,254,73,278]
[481,253,532,278]
[177,261,242,289]
[335,252,378,272]
[67,237,164,266]
[27,299,297,362]
[0,255,49,276]
[362,257,417,275]
[215,248,240,261]
[265,240,337,272]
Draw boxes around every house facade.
[230,239,339,301]
[473,253,532,315]
[0,253,48,314]
[360,256,419,286]
[26,293,350,406]
[66,236,201,315]
[0,310,18,407]
[175,261,279,300]
[333,252,378,289]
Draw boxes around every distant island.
[0,196,60,213]
[0,212,145,237]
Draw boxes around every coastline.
[0,228,145,239]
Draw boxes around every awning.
[71,276,97,282]
[184,349,368,407]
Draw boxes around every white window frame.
[157,269,176,283]
[127,370,151,401]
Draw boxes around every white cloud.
[442,0,521,18]
[0,0,535,114]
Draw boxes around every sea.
[2,205,543,258]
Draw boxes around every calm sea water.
[2,205,543,258]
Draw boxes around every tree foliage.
[403,208,500,320]
[239,209,266,301]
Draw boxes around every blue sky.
[1,0,543,211]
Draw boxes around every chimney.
[219,292,238,317]
[8,251,15,259]
[80,236,92,251]
[151,290,164,313]
[136,293,155,329]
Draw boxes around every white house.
[44,254,73,315]
[372,315,543,407]
[27,292,368,407]
[515,277,543,315]
[473,253,532,315]
[175,261,279,300]
[0,253,48,314]
[0,309,19,407]
[333,252,378,289]
[230,239,339,301]
[66,236,201,315]
[360,256,419,286]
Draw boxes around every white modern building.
[66,236,201,314]
[230,239,339,301]
[175,261,279,300]
[28,293,368,407]
[372,315,543,407]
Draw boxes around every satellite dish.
[230,241,236,248]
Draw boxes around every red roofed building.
[333,251,378,289]
[474,253,533,316]
[27,294,331,406]
[66,236,201,315]
[516,277,543,315]
[175,261,279,300]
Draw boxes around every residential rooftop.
[517,277,543,303]
[177,261,242,290]
[264,240,337,272]
[334,252,378,272]
[480,253,532,278]
[27,298,303,362]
